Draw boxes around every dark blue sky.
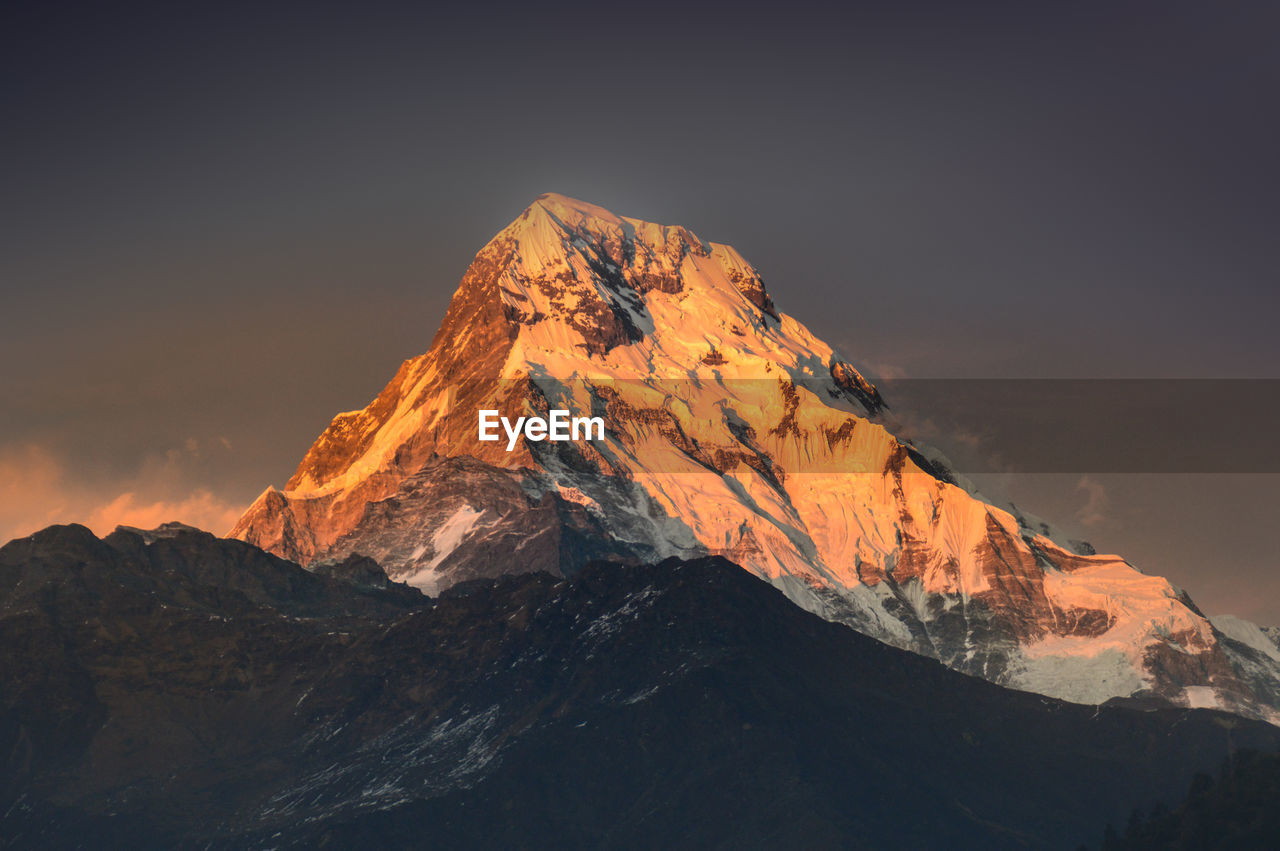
[2,0,1278,617]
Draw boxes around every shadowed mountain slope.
[2,525,1277,848]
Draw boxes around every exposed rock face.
[830,358,885,413]
[232,193,1280,721]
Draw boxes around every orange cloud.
[0,443,75,539]
[85,490,243,537]
[0,441,246,544]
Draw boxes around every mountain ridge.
[4,522,1280,849]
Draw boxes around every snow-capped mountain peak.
[231,194,1280,724]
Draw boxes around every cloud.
[0,441,246,544]
[861,360,910,381]
[1075,475,1110,528]
[85,490,244,537]
[0,443,75,539]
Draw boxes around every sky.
[2,1,1278,618]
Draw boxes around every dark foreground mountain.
[2,525,1278,849]
[1104,749,1280,849]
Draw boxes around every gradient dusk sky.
[3,2,1279,619]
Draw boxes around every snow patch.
[1183,685,1221,710]
[403,505,486,592]
[1008,647,1148,706]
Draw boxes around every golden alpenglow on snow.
[231,193,1280,725]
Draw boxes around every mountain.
[231,193,1280,722]
[5,524,1280,849]
[1104,749,1280,849]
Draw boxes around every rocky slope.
[232,193,1280,721]
[4,524,1279,849]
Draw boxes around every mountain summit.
[232,194,1280,721]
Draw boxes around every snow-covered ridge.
[231,193,1280,723]
[1212,615,1280,663]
